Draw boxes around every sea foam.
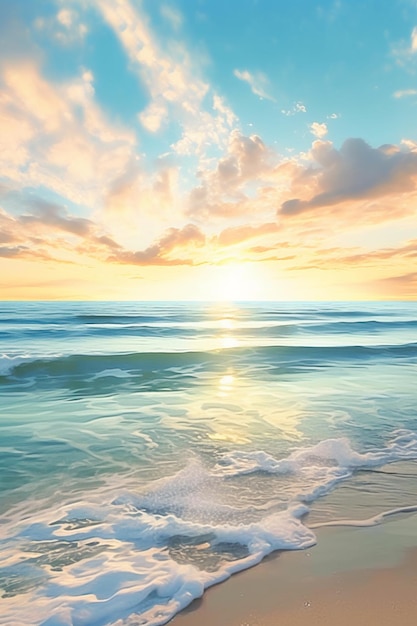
[2,431,417,626]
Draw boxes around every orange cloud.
[188,130,275,219]
[280,138,417,216]
[0,61,136,207]
[370,272,417,299]
[217,222,278,246]
[278,139,417,215]
[108,224,206,266]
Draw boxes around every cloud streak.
[108,224,206,266]
[233,69,275,101]
[393,89,417,98]
[411,26,417,53]
[96,0,237,156]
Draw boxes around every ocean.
[1,300,417,626]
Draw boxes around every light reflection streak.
[220,336,239,349]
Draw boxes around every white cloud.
[213,95,237,128]
[139,101,167,132]
[57,9,74,28]
[309,122,328,138]
[160,5,183,31]
[233,69,275,101]
[393,89,417,98]
[35,8,88,45]
[401,138,417,151]
[411,26,417,52]
[391,26,417,67]
[281,101,307,116]
[187,129,276,219]
[294,102,307,113]
[96,0,236,158]
[0,62,137,207]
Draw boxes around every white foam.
[312,504,417,529]
[0,352,64,375]
[2,498,315,626]
[3,431,417,626]
[0,353,33,375]
[215,432,417,504]
[91,369,133,380]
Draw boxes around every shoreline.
[171,512,417,626]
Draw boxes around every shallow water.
[1,301,417,625]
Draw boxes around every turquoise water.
[1,301,417,625]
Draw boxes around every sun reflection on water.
[215,314,238,349]
[206,371,252,443]
[220,336,239,349]
[219,318,234,330]
[219,374,234,389]
[218,372,235,398]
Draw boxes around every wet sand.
[172,516,417,626]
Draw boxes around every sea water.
[1,301,417,625]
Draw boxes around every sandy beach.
[172,515,417,626]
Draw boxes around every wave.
[74,313,187,324]
[304,319,417,334]
[1,500,314,626]
[1,319,415,351]
[214,430,417,492]
[2,341,416,381]
[2,431,417,625]
[250,307,398,321]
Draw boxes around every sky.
[1,0,417,301]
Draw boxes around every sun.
[204,262,266,301]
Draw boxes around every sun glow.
[205,262,266,302]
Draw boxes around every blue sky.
[1,0,417,299]
[27,0,417,152]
